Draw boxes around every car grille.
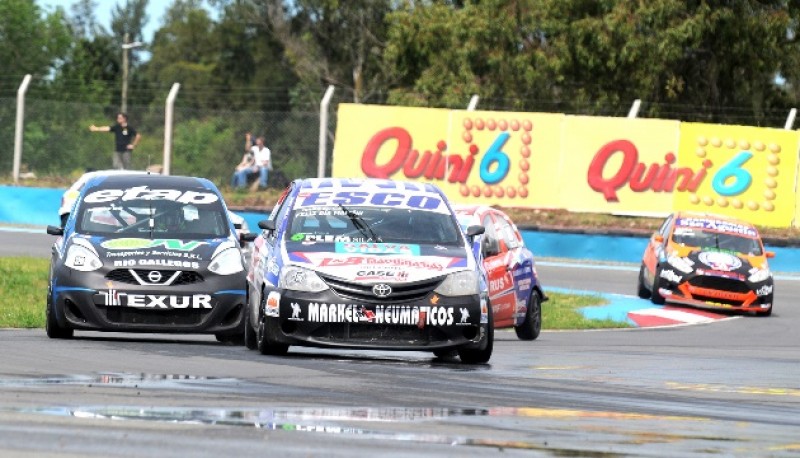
[318,274,444,304]
[309,323,447,345]
[106,269,203,286]
[105,308,208,326]
[688,275,750,293]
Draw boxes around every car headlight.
[434,270,480,296]
[748,268,772,283]
[65,244,103,272]
[278,266,328,292]
[208,248,244,275]
[667,255,694,274]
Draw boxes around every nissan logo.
[147,271,163,283]
[372,284,392,297]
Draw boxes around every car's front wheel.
[637,264,651,299]
[458,300,493,364]
[514,290,541,341]
[650,266,666,305]
[243,292,258,350]
[46,298,73,339]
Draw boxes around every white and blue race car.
[244,178,493,363]
[46,174,256,342]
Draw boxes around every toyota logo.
[147,271,163,283]
[372,284,392,297]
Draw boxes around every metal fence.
[0,87,342,190]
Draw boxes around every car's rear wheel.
[650,266,666,305]
[46,298,73,339]
[514,290,541,341]
[243,293,258,350]
[637,264,651,299]
[458,300,493,364]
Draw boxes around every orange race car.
[637,211,775,316]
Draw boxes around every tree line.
[1,0,799,186]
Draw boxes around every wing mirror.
[653,234,664,243]
[765,251,775,258]
[46,225,63,236]
[257,219,276,233]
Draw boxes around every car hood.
[670,245,769,272]
[283,241,473,282]
[678,248,765,279]
[75,234,235,270]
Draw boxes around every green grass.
[542,291,631,329]
[0,257,627,330]
[0,257,48,328]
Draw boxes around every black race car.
[46,174,256,341]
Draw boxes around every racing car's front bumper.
[51,267,247,334]
[260,288,489,351]
[656,266,773,314]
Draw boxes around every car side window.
[266,184,293,242]
[658,214,673,238]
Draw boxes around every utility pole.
[121,33,143,113]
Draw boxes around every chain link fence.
[0,95,339,190]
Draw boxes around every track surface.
[1,230,798,456]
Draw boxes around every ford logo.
[147,271,163,283]
[372,284,392,297]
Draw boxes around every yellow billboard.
[675,123,799,227]
[333,104,564,207]
[559,116,681,214]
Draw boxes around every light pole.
[121,32,143,113]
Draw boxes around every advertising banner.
[674,123,799,227]
[560,116,680,215]
[333,104,564,207]
[333,104,800,228]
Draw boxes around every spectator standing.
[89,113,141,170]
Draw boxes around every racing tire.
[650,266,666,305]
[514,290,542,341]
[45,299,73,339]
[257,299,290,356]
[458,300,494,364]
[244,296,258,350]
[637,264,651,299]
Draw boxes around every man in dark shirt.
[89,112,141,169]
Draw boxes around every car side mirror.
[258,219,276,232]
[653,234,664,243]
[46,225,64,236]
[233,222,243,230]
[240,232,258,244]
[765,251,775,258]
[466,225,485,238]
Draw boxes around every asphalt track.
[1,228,799,456]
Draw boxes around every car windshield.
[287,206,463,245]
[76,198,230,238]
[672,228,762,256]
